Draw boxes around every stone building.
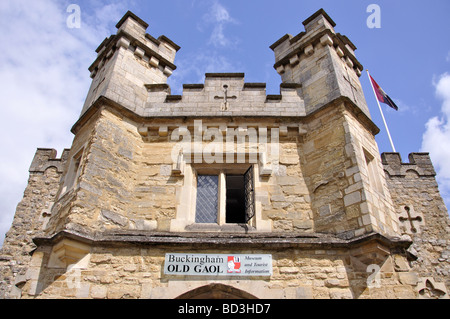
[0,9,449,299]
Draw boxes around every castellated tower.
[0,9,448,299]
[271,9,368,117]
[270,9,399,239]
[81,11,179,116]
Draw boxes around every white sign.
[164,253,272,276]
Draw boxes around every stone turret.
[382,152,437,177]
[81,11,180,116]
[270,8,369,117]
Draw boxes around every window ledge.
[185,223,256,233]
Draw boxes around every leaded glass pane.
[195,175,219,223]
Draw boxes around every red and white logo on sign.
[227,256,241,273]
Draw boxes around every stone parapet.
[382,151,449,296]
[381,152,436,177]
[0,148,68,298]
[29,148,70,173]
[145,73,305,117]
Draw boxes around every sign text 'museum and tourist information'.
[164,253,272,276]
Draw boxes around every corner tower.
[271,9,368,117]
[81,11,180,116]
[271,9,400,239]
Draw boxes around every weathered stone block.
[344,191,361,207]
[101,210,129,227]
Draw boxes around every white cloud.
[169,0,242,93]
[200,0,238,48]
[0,0,129,247]
[421,72,450,208]
[168,49,241,93]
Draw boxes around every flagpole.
[366,69,396,152]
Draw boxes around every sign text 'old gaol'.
[164,253,272,276]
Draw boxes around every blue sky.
[0,0,449,246]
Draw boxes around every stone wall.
[52,98,394,238]
[0,149,69,298]
[296,98,398,238]
[49,103,312,234]
[382,152,450,296]
[144,73,305,117]
[19,234,416,299]
[43,105,145,236]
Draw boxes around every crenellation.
[382,152,436,177]
[382,151,450,295]
[302,8,336,34]
[29,148,71,174]
[140,72,306,117]
[116,11,149,34]
[0,148,70,298]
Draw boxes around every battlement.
[142,72,305,117]
[381,152,436,177]
[91,11,179,77]
[270,9,361,77]
[29,148,71,173]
